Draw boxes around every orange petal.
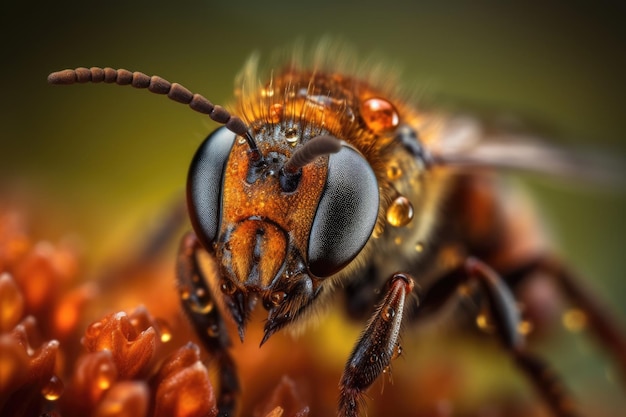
[0,273,24,332]
[93,381,149,417]
[154,343,217,417]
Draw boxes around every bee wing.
[433,116,625,186]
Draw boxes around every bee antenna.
[279,135,342,192]
[47,67,261,159]
[284,135,343,174]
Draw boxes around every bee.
[48,42,625,417]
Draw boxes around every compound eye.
[187,127,236,247]
[307,146,379,278]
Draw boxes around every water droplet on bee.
[381,306,395,321]
[475,312,495,333]
[369,353,378,363]
[270,291,287,306]
[285,127,298,138]
[518,320,533,336]
[41,375,63,401]
[220,280,236,295]
[361,97,399,132]
[562,308,587,332]
[386,196,414,227]
[415,242,424,252]
[190,300,214,315]
[207,323,220,338]
[391,343,403,360]
[195,288,206,298]
[386,164,402,180]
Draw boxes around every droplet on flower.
[156,319,172,343]
[41,375,64,401]
[97,361,117,391]
[386,196,414,227]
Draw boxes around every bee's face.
[187,120,380,341]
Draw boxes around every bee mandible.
[48,44,626,417]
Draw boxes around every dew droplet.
[220,280,236,295]
[285,127,298,138]
[361,97,399,132]
[369,353,378,363]
[386,164,402,180]
[562,308,588,332]
[381,305,395,322]
[42,375,64,401]
[518,320,533,336]
[195,288,206,298]
[156,319,172,343]
[207,323,220,338]
[270,291,287,306]
[97,362,116,390]
[415,242,424,252]
[180,286,191,300]
[391,343,403,360]
[475,312,494,333]
[190,299,214,315]
[286,136,299,146]
[386,196,414,227]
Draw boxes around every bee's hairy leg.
[458,258,581,417]
[510,256,626,384]
[177,232,239,417]
[338,272,415,417]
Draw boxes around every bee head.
[187,125,379,343]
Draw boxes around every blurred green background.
[1,0,625,415]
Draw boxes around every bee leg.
[511,256,626,383]
[338,272,415,417]
[458,258,580,417]
[177,232,239,417]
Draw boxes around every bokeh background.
[1,0,625,416]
